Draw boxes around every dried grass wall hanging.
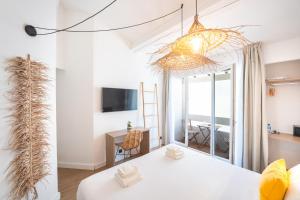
[6,55,50,200]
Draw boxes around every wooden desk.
[106,128,149,167]
[268,133,300,144]
[268,133,300,168]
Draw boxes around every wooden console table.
[106,128,150,167]
[268,133,300,143]
[269,133,300,168]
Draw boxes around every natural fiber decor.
[152,52,217,71]
[121,130,143,150]
[151,44,220,75]
[171,15,249,56]
[151,13,249,74]
[6,55,49,200]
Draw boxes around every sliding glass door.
[213,69,234,160]
[187,74,212,154]
[185,66,235,161]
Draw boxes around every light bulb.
[190,37,202,53]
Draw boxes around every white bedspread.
[77,145,260,200]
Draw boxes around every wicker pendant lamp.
[171,15,248,56]
[152,52,217,74]
[152,0,249,74]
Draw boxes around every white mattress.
[77,145,260,200]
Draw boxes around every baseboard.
[52,192,61,200]
[58,161,94,170]
[94,161,106,169]
[58,161,106,170]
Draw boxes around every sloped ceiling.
[61,0,222,46]
[61,0,300,48]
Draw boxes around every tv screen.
[102,88,138,112]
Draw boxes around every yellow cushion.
[260,159,290,200]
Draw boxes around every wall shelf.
[266,77,300,86]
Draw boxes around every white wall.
[266,60,300,134]
[56,7,162,169]
[93,19,162,167]
[263,37,300,64]
[0,0,59,199]
[56,7,94,169]
[56,1,66,70]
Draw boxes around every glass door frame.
[178,64,236,162]
[173,78,189,148]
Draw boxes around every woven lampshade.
[151,52,219,74]
[151,2,249,74]
[171,15,248,56]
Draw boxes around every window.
[174,66,235,161]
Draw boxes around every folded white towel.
[117,165,138,178]
[115,171,142,188]
[166,146,180,153]
[165,148,184,160]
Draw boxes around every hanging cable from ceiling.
[25,0,117,36]
[36,0,118,34]
[24,0,183,37]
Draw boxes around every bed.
[77,145,260,200]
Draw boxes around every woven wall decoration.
[6,55,49,200]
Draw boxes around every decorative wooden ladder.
[140,82,161,147]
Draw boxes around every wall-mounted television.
[102,87,137,112]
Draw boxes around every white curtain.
[242,42,268,172]
[161,70,173,145]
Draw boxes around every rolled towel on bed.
[115,170,142,188]
[117,165,138,178]
[165,146,184,160]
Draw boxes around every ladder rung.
[141,82,160,148]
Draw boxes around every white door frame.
[180,65,236,162]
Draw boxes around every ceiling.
[61,0,300,49]
[60,0,223,46]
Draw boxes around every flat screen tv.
[102,87,137,112]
